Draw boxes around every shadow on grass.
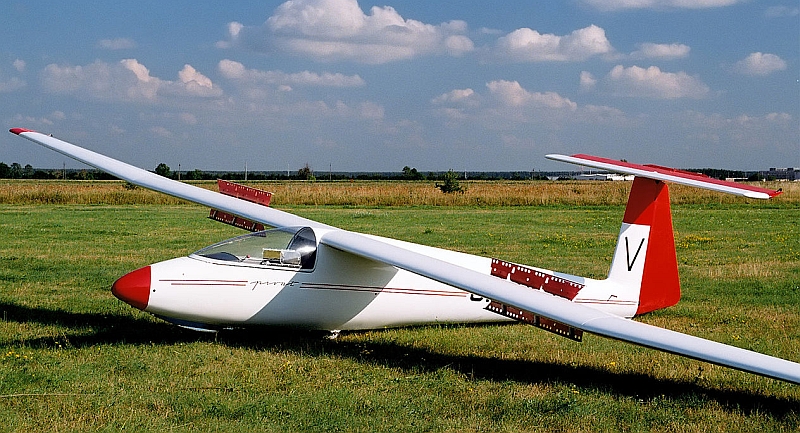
[1,301,797,418]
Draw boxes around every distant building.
[576,173,634,181]
[764,167,799,181]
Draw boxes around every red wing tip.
[9,128,34,135]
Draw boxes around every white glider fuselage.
[144,241,500,331]
[127,228,627,331]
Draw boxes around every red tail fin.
[607,177,680,315]
[627,177,680,314]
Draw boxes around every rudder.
[607,177,680,315]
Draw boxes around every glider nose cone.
[112,266,151,310]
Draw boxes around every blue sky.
[1,0,797,172]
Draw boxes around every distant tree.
[185,169,204,180]
[9,163,22,179]
[74,170,94,180]
[0,162,9,178]
[435,169,465,194]
[402,165,425,180]
[154,163,171,178]
[23,164,34,178]
[297,163,315,181]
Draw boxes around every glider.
[9,128,798,384]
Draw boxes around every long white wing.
[11,128,800,384]
[10,129,328,230]
[320,231,800,384]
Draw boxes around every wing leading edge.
[9,129,326,230]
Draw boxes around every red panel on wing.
[209,180,273,232]
[485,300,583,341]
[217,179,272,206]
[490,259,584,301]
[208,209,265,231]
[490,259,514,279]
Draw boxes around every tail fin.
[606,177,680,315]
[546,153,781,317]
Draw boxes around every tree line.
[0,160,764,182]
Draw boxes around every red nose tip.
[112,266,151,310]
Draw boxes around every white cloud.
[41,59,222,102]
[277,99,385,121]
[177,64,222,97]
[631,43,690,59]
[0,76,25,92]
[97,38,137,50]
[149,126,173,138]
[357,101,385,120]
[494,25,613,62]
[212,59,382,122]
[219,59,365,87]
[431,80,631,134]
[580,71,597,91]
[682,110,795,150]
[487,80,578,109]
[179,112,198,125]
[602,65,709,99]
[0,60,26,92]
[582,0,744,11]
[431,88,477,106]
[733,52,787,76]
[219,0,473,64]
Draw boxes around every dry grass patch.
[3,179,797,206]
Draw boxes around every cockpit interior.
[193,226,317,270]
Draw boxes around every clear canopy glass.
[192,226,317,270]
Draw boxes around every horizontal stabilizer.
[546,154,781,199]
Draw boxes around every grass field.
[0,180,798,431]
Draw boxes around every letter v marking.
[625,237,646,272]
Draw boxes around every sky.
[1,0,798,172]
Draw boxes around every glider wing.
[9,129,327,230]
[320,230,800,384]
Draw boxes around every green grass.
[0,196,798,431]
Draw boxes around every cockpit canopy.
[192,226,317,270]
